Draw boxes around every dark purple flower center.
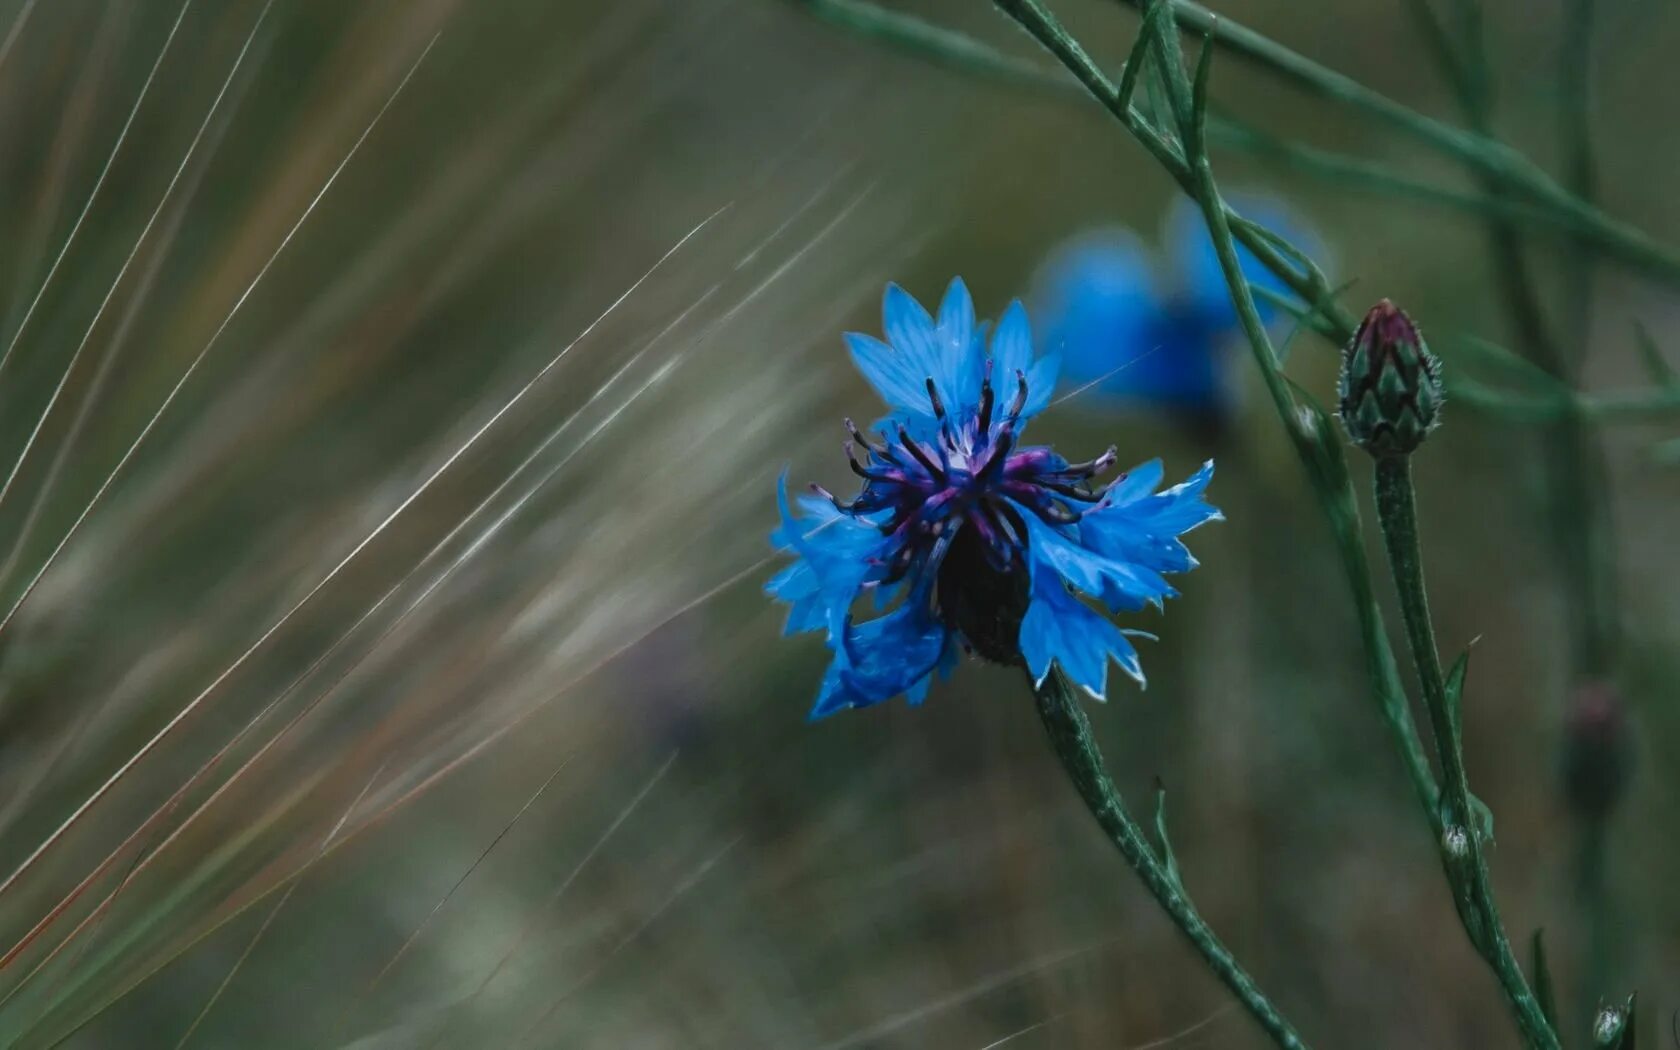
[816,366,1117,660]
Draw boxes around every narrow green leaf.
[801,0,1072,96]
[1251,281,1346,342]
[1531,928,1559,1032]
[1451,334,1571,395]
[1649,436,1680,467]
[1443,373,1570,421]
[1250,287,1329,344]
[1633,321,1678,389]
[1188,28,1214,157]
[1231,215,1321,286]
[1144,53,1179,149]
[1467,793,1496,847]
[1152,777,1183,889]
[1274,312,1309,366]
[1444,648,1470,746]
[1593,991,1638,1048]
[1399,0,1473,104]
[1117,0,1171,111]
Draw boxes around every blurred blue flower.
[768,279,1221,719]
[1031,196,1322,421]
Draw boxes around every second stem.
[1032,666,1309,1050]
[1372,455,1559,1050]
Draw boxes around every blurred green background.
[0,0,1675,1046]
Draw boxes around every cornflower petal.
[845,331,935,419]
[809,601,950,720]
[770,279,1218,715]
[769,474,885,642]
[1020,562,1145,700]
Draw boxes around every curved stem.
[1372,457,1560,1050]
[1031,667,1311,1050]
[994,0,1443,832]
[793,0,1680,288]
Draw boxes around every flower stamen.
[845,418,888,459]
[845,441,895,482]
[897,425,946,481]
[977,373,996,435]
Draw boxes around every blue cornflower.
[1167,194,1318,332]
[1031,196,1321,422]
[768,279,1221,719]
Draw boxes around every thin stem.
[798,0,1680,295]
[1095,0,1680,285]
[1553,0,1619,677]
[992,0,1439,828]
[1030,667,1310,1050]
[800,0,1678,431]
[1372,456,1560,1050]
[802,0,1653,275]
[1407,0,1620,676]
[1315,468,1440,818]
[1559,0,1599,365]
[1572,815,1611,1041]
[1448,378,1680,424]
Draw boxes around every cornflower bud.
[1338,299,1443,458]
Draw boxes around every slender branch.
[1558,5,1620,1026]
[1214,118,1578,231]
[1447,378,1680,423]
[997,2,1551,1042]
[790,0,1672,437]
[1031,667,1310,1050]
[1095,0,1680,285]
[1559,0,1599,362]
[1302,438,1440,818]
[991,0,1439,829]
[798,0,1086,96]
[1573,817,1612,1037]
[1372,457,1560,1050]
[793,0,1680,293]
[1408,0,1620,676]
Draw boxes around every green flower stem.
[1448,377,1680,424]
[798,0,1680,432]
[992,0,1440,825]
[790,0,1680,287]
[1096,0,1680,286]
[1311,460,1441,819]
[789,0,1439,331]
[1372,456,1561,1050]
[1031,667,1310,1050]
[797,0,1082,98]
[1155,17,1435,822]
[1212,119,1584,233]
[1559,0,1599,364]
[1403,0,1622,680]
[1573,815,1613,1039]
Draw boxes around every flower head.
[1337,298,1443,458]
[1031,229,1228,418]
[768,278,1221,719]
[1166,194,1318,333]
[1030,196,1322,424]
[1560,680,1633,820]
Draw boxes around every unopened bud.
[1562,681,1633,820]
[1442,825,1470,860]
[1591,999,1630,1047]
[1337,299,1443,458]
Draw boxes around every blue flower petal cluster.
[769,279,1221,718]
[1031,197,1321,421]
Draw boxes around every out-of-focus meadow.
[0,0,1675,1046]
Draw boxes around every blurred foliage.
[0,0,1674,1047]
